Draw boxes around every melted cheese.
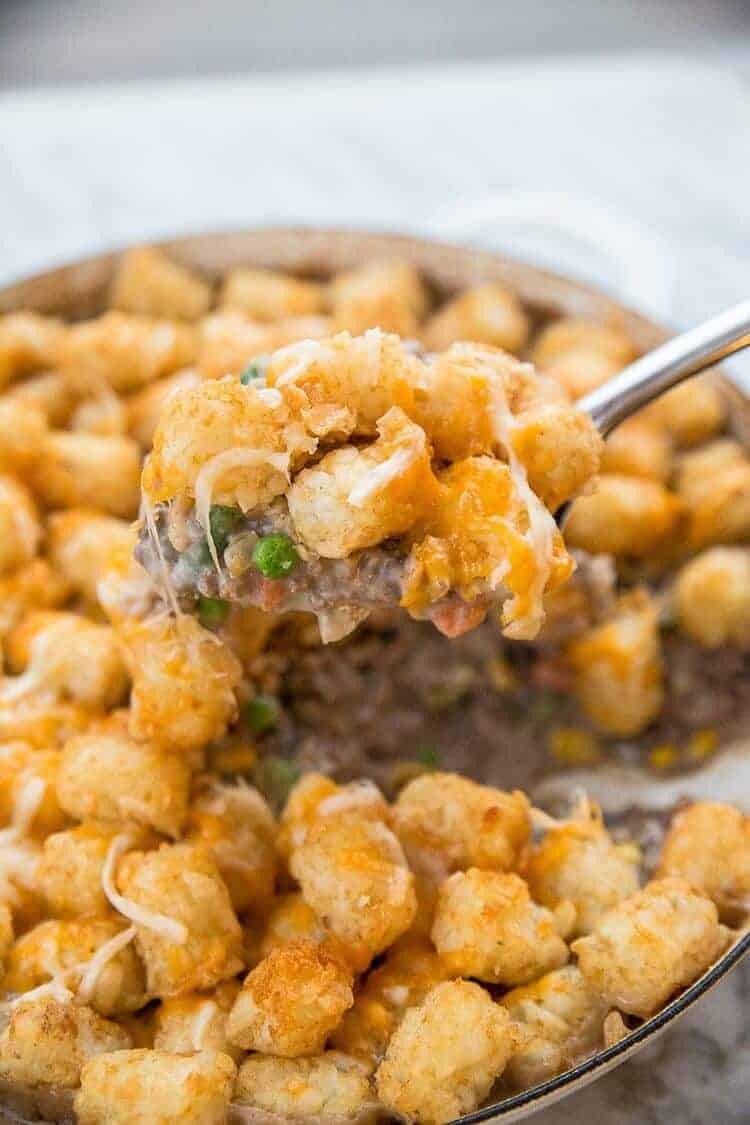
[142,493,183,619]
[487,376,557,638]
[102,834,188,944]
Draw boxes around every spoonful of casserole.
[136,301,750,643]
[137,331,600,641]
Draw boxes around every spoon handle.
[577,299,750,437]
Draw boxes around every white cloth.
[1,51,748,384]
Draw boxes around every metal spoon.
[558,299,750,525]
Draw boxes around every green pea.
[252,534,299,579]
[415,744,441,770]
[209,504,242,554]
[243,694,280,734]
[240,362,263,385]
[197,596,229,627]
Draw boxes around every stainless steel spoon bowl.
[579,298,750,436]
[551,299,750,529]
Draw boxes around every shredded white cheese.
[191,1001,218,1051]
[102,834,189,944]
[271,339,334,386]
[76,925,137,1005]
[348,445,419,507]
[142,493,183,619]
[318,781,383,817]
[3,978,76,1011]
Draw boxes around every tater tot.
[0,741,67,839]
[403,456,574,640]
[153,979,241,1060]
[3,918,147,1016]
[63,311,196,393]
[30,431,142,517]
[540,349,622,401]
[4,612,129,710]
[195,311,271,379]
[676,439,750,548]
[501,965,608,1089]
[566,590,663,736]
[38,822,140,918]
[287,407,439,558]
[565,473,683,557]
[0,697,91,753]
[431,869,569,986]
[601,417,673,482]
[0,400,47,474]
[409,341,601,511]
[524,805,640,936]
[186,779,277,914]
[118,616,242,754]
[235,1052,373,1119]
[511,402,604,511]
[331,939,452,1065]
[0,559,70,641]
[331,261,427,337]
[126,368,202,449]
[673,547,750,648]
[532,318,636,372]
[48,509,135,605]
[0,312,65,387]
[0,998,130,1090]
[0,474,41,575]
[116,841,243,997]
[69,390,128,438]
[424,283,529,354]
[572,877,728,1017]
[657,802,750,920]
[4,368,77,427]
[227,938,354,1056]
[645,375,725,448]
[265,329,422,440]
[278,773,388,860]
[111,246,213,321]
[57,732,191,838]
[258,893,328,959]
[220,266,326,322]
[392,772,531,875]
[289,817,417,970]
[375,980,517,1125]
[75,1048,237,1125]
[142,371,318,509]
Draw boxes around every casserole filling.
[138,331,602,641]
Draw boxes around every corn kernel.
[686,729,719,762]
[486,657,518,693]
[649,744,678,771]
[549,727,600,766]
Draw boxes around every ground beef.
[250,614,750,803]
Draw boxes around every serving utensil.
[553,299,750,528]
[578,298,750,436]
